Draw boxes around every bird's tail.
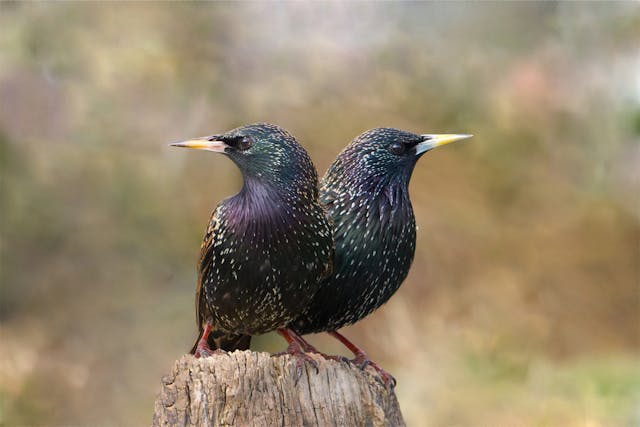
[190,328,252,354]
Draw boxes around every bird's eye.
[225,135,253,151]
[237,136,253,151]
[388,142,405,155]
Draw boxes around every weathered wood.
[153,351,405,427]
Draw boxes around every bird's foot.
[276,328,320,384]
[322,354,352,364]
[291,341,351,365]
[293,346,351,365]
[194,343,212,358]
[287,329,350,364]
[193,320,218,358]
[194,344,227,359]
[287,341,320,384]
[193,330,213,358]
[193,323,227,358]
[327,330,396,388]
[351,351,396,389]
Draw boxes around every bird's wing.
[318,182,339,281]
[195,203,224,328]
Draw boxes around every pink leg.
[288,328,319,352]
[194,322,214,358]
[328,331,396,388]
[288,329,349,364]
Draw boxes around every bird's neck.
[234,178,283,214]
[330,169,411,206]
[327,154,414,198]
[225,176,314,227]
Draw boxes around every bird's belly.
[202,256,322,335]
[293,240,415,334]
[299,269,406,333]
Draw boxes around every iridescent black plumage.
[291,128,420,334]
[291,129,471,335]
[173,123,333,354]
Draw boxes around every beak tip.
[415,132,473,155]
[167,137,227,153]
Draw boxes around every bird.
[289,128,471,386]
[170,123,333,364]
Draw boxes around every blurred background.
[1,2,639,426]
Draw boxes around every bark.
[153,351,405,427]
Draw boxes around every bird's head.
[330,128,472,188]
[171,123,318,193]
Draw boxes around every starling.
[171,123,333,360]
[290,128,471,385]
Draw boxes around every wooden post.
[153,351,405,426]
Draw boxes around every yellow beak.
[169,137,227,153]
[415,134,473,155]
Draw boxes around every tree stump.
[153,351,405,426]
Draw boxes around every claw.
[194,346,228,358]
[194,345,211,358]
[276,328,321,384]
[293,350,320,385]
[352,351,396,388]
[324,354,351,364]
[276,328,393,387]
[352,353,370,370]
[286,329,353,365]
[328,330,397,389]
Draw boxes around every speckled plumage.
[184,123,333,352]
[291,128,431,334]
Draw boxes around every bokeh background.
[1,2,639,426]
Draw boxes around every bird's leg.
[276,328,319,384]
[328,331,396,388]
[194,321,215,358]
[287,329,319,353]
[288,329,350,364]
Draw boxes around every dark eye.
[237,136,253,151]
[225,135,253,151]
[388,142,405,155]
